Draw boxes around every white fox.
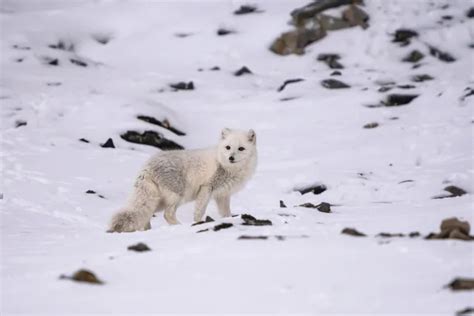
[108,128,257,232]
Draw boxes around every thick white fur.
[108,128,257,232]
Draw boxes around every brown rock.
[342,5,369,29]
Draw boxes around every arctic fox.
[108,128,257,232]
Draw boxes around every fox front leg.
[194,186,212,222]
[215,194,231,217]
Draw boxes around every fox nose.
[229,156,235,162]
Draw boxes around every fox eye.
[225,146,231,150]
[238,147,245,151]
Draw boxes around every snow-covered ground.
[1,0,473,314]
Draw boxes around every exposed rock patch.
[426,217,473,241]
[392,29,418,46]
[128,242,151,252]
[341,228,366,237]
[383,94,418,106]
[241,214,272,226]
[234,5,262,15]
[433,185,467,199]
[170,81,194,91]
[60,269,103,285]
[100,138,115,148]
[402,50,424,63]
[317,53,344,69]
[445,278,474,291]
[428,45,456,62]
[120,131,184,150]
[299,202,331,213]
[363,122,379,129]
[137,115,185,136]
[411,74,433,82]
[277,78,304,92]
[321,79,350,89]
[234,66,252,76]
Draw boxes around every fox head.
[217,128,257,167]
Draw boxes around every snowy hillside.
[1,0,473,314]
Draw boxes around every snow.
[1,0,473,314]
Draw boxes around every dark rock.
[12,44,31,50]
[60,269,103,284]
[192,216,215,226]
[280,200,287,208]
[412,74,434,82]
[316,202,331,213]
[341,228,366,237]
[121,130,183,150]
[296,184,327,195]
[377,232,405,238]
[210,66,220,71]
[397,84,416,89]
[330,71,341,76]
[402,50,424,63]
[49,40,74,51]
[378,86,392,93]
[342,4,369,29]
[398,180,414,184]
[363,122,379,129]
[175,33,193,38]
[15,120,27,128]
[461,87,474,101]
[238,235,268,240]
[467,8,474,18]
[280,97,299,102]
[441,15,453,20]
[241,214,272,226]
[234,5,261,15]
[290,0,362,26]
[299,202,331,213]
[234,66,252,76]
[433,186,468,199]
[47,82,62,86]
[270,26,326,56]
[137,115,185,136]
[277,78,304,92]
[70,58,87,67]
[446,278,474,291]
[456,307,474,315]
[196,228,209,233]
[16,58,24,63]
[46,58,59,66]
[217,28,235,36]
[392,29,418,45]
[409,232,420,238]
[170,81,194,90]
[321,79,350,89]
[444,185,467,197]
[128,242,151,252]
[85,190,96,194]
[213,223,233,231]
[317,53,344,69]
[428,45,456,62]
[100,138,115,148]
[79,138,90,143]
[384,94,418,106]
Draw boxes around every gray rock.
[321,79,350,89]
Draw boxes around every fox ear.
[221,128,231,139]
[248,129,256,144]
